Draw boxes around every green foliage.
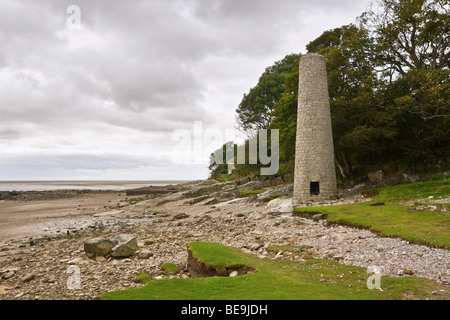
[208,142,236,179]
[236,54,300,134]
[100,242,448,300]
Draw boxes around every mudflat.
[0,192,126,244]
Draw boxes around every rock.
[370,202,385,207]
[111,234,138,258]
[402,174,419,183]
[403,269,414,276]
[138,250,153,259]
[93,210,123,218]
[229,271,238,277]
[341,183,369,196]
[22,273,36,282]
[68,257,86,265]
[238,181,263,192]
[266,198,293,214]
[203,198,219,205]
[172,213,189,221]
[250,243,263,251]
[258,184,293,200]
[236,177,251,186]
[2,271,15,280]
[95,256,107,262]
[312,214,324,222]
[272,176,284,186]
[84,238,117,257]
[368,170,385,183]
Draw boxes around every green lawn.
[296,177,450,249]
[100,242,446,300]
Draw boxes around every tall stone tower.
[293,53,337,205]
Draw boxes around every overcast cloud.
[0,0,372,180]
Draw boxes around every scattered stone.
[266,198,293,214]
[312,214,324,222]
[2,271,15,280]
[111,235,138,258]
[250,243,263,251]
[84,238,116,258]
[0,179,449,300]
[229,271,238,277]
[68,257,86,265]
[22,273,36,282]
[172,213,189,221]
[138,250,153,259]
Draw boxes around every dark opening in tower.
[310,182,320,196]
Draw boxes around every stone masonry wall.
[293,53,337,204]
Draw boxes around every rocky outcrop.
[238,181,263,192]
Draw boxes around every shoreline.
[0,180,191,192]
[0,179,449,300]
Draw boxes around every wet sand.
[0,192,129,244]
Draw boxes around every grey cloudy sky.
[0,0,372,181]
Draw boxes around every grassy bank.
[100,242,447,300]
[296,176,450,249]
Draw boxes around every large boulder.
[265,198,293,214]
[84,238,117,258]
[111,234,138,258]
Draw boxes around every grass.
[296,177,450,249]
[134,273,152,284]
[161,263,180,274]
[367,175,449,203]
[239,190,266,198]
[99,242,447,300]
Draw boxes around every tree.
[306,24,381,177]
[360,0,449,78]
[235,54,300,135]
